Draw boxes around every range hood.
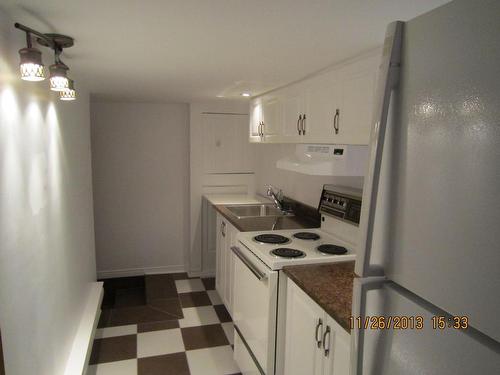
[276,144,368,176]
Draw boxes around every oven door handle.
[231,246,267,281]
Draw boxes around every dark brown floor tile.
[214,304,232,323]
[138,320,179,333]
[138,352,190,375]
[97,309,112,328]
[145,274,178,301]
[181,324,229,350]
[201,277,216,290]
[99,275,145,290]
[114,287,146,308]
[179,291,211,307]
[108,305,175,326]
[149,298,183,318]
[89,335,136,364]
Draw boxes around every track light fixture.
[14,22,76,101]
[59,79,76,101]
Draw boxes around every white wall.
[253,143,364,207]
[0,11,97,375]
[91,102,190,278]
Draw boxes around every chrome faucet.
[266,185,285,212]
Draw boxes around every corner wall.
[0,11,97,375]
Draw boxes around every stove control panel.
[318,185,362,225]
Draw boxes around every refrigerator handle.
[356,21,404,278]
[351,277,386,375]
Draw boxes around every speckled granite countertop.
[283,262,355,332]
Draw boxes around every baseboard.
[188,269,215,278]
[97,265,185,279]
[64,281,103,375]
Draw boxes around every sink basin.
[225,204,292,219]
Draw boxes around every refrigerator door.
[351,278,500,375]
[357,0,500,342]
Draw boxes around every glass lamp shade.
[49,63,69,91]
[59,79,76,101]
[19,47,45,81]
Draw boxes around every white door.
[322,316,350,375]
[352,279,500,375]
[215,215,227,298]
[281,86,305,141]
[233,244,277,375]
[249,99,263,142]
[223,222,238,316]
[336,69,376,145]
[202,113,253,172]
[284,280,325,375]
[303,73,340,143]
[261,95,282,141]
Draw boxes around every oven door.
[231,244,278,375]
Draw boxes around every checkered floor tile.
[87,275,240,375]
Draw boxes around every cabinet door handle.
[261,121,265,137]
[302,114,306,135]
[322,325,331,357]
[297,114,302,135]
[258,121,262,137]
[221,221,226,237]
[333,109,340,134]
[315,318,323,348]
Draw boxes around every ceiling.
[2,0,450,103]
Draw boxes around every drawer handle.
[231,246,267,281]
[315,318,323,348]
[297,114,302,135]
[322,325,331,357]
[333,109,340,134]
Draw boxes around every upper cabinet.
[249,51,380,145]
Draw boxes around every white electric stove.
[232,185,362,375]
[237,227,356,270]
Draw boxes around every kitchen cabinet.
[284,279,350,375]
[248,50,379,145]
[215,213,239,316]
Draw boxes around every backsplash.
[253,143,364,207]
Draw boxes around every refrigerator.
[352,0,500,374]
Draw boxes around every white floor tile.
[86,359,137,375]
[186,345,240,375]
[137,328,185,358]
[179,306,220,328]
[94,324,137,339]
[207,290,223,305]
[175,279,205,293]
[221,322,234,345]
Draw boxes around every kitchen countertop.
[282,262,355,332]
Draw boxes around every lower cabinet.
[215,213,239,316]
[284,279,351,375]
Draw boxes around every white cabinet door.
[303,73,340,143]
[261,94,282,141]
[215,214,227,298]
[249,99,263,142]
[336,68,377,145]
[323,316,351,375]
[223,221,238,316]
[284,280,325,375]
[281,86,305,141]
